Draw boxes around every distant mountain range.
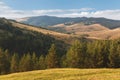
[16,16,120,29]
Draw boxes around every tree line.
[0,39,120,75]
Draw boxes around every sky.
[0,0,120,20]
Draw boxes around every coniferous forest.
[0,39,120,75]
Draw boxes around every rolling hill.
[16,16,120,29]
[0,18,68,55]
[0,68,120,80]
[1,17,120,43]
[76,27,120,40]
[15,16,120,40]
[48,23,109,33]
[11,21,70,40]
[0,18,120,78]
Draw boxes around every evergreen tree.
[37,55,46,69]
[10,53,19,73]
[31,53,38,70]
[85,42,95,68]
[46,44,59,68]
[60,55,67,68]
[88,41,105,68]
[100,41,110,67]
[109,41,120,68]
[66,40,84,68]
[0,49,10,74]
[19,53,33,72]
[19,54,25,72]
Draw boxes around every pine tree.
[10,53,19,73]
[89,41,104,68]
[66,40,84,68]
[109,41,120,68]
[60,55,67,68]
[46,44,59,68]
[37,55,46,69]
[0,49,10,74]
[31,53,38,70]
[19,53,33,72]
[19,54,25,72]
[100,41,110,68]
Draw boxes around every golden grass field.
[11,22,70,38]
[0,68,120,80]
[51,23,120,40]
[11,21,120,40]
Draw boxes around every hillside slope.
[11,21,70,39]
[0,18,67,55]
[0,68,120,80]
[11,21,120,40]
[15,16,120,40]
[48,23,109,33]
[49,23,120,40]
[76,28,120,40]
[16,16,120,29]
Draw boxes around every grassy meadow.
[0,68,120,80]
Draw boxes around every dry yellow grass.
[51,23,120,40]
[0,68,120,80]
[65,23,109,32]
[11,21,74,43]
[11,21,120,40]
[11,22,70,37]
[51,23,109,32]
[77,28,120,40]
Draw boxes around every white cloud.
[57,10,120,20]
[0,1,120,20]
[90,10,120,20]
[0,1,94,18]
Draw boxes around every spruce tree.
[19,53,33,72]
[46,44,59,68]
[31,53,38,70]
[109,41,120,68]
[38,55,46,69]
[89,41,104,68]
[10,53,19,73]
[66,40,84,68]
[0,49,10,74]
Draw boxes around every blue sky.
[3,0,120,10]
[0,0,120,20]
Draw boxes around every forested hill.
[0,18,120,75]
[0,18,66,56]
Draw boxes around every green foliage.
[109,41,120,68]
[31,53,38,70]
[37,55,46,70]
[0,39,120,75]
[1,18,120,75]
[10,53,19,73]
[0,18,66,56]
[19,53,33,72]
[0,49,10,74]
[66,40,81,68]
[46,44,59,68]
